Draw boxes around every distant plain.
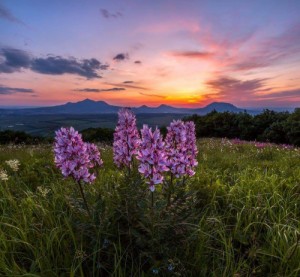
[0,113,187,136]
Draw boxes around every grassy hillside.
[0,139,299,276]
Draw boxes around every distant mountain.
[133,104,189,114]
[0,99,251,115]
[191,102,247,115]
[27,99,120,114]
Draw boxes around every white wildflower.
[0,169,9,181]
[5,159,20,172]
[37,186,51,197]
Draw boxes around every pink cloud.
[205,75,300,107]
[168,51,214,60]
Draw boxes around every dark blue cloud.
[74,87,125,92]
[0,48,31,73]
[31,56,108,79]
[0,85,34,95]
[0,47,109,79]
[113,53,129,61]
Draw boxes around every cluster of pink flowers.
[85,142,103,167]
[165,120,188,177]
[54,110,198,192]
[54,127,103,183]
[164,120,198,177]
[137,125,168,192]
[184,121,198,176]
[113,108,140,169]
[111,110,198,190]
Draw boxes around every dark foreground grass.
[0,139,299,276]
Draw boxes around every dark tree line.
[81,127,114,144]
[184,108,300,146]
[0,130,50,144]
[0,128,114,145]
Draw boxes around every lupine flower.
[137,125,168,191]
[0,169,9,181]
[113,108,140,169]
[5,159,20,172]
[164,120,188,178]
[165,120,198,177]
[85,142,103,167]
[184,121,198,176]
[54,127,102,184]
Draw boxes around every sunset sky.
[0,0,300,108]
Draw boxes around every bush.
[184,108,300,146]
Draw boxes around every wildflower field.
[0,113,300,276]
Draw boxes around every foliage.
[81,127,114,144]
[0,139,299,276]
[0,130,49,144]
[184,108,300,146]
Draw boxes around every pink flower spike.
[184,121,198,176]
[137,125,168,191]
[85,142,104,168]
[113,108,141,169]
[164,120,198,178]
[54,127,103,184]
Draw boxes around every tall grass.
[0,139,299,276]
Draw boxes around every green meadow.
[0,139,299,276]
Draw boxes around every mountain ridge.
[0,99,259,115]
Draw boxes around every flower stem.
[77,180,92,219]
[151,191,155,248]
[167,172,173,207]
[151,191,154,209]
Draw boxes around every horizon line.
[0,98,298,110]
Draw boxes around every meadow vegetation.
[0,138,299,276]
